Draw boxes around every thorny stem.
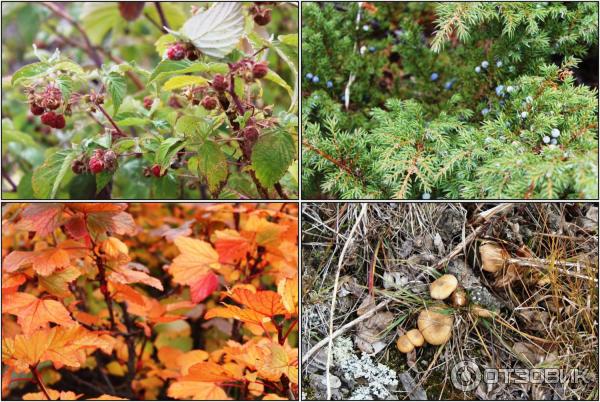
[30,365,51,401]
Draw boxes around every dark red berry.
[186,49,198,61]
[118,2,145,21]
[71,159,86,174]
[201,96,218,110]
[30,104,45,116]
[151,164,162,177]
[242,126,259,142]
[89,157,105,174]
[166,43,186,60]
[103,150,118,171]
[212,74,228,92]
[253,8,272,25]
[53,114,66,129]
[252,61,269,79]
[40,111,57,127]
[143,96,153,110]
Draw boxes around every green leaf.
[278,33,298,47]
[174,115,211,139]
[116,117,151,127]
[151,173,179,199]
[155,137,185,172]
[188,141,228,195]
[95,171,113,194]
[264,69,293,104]
[32,150,76,199]
[148,60,228,86]
[163,76,208,91]
[11,62,49,86]
[55,76,73,103]
[53,61,84,75]
[251,130,296,188]
[80,2,121,44]
[2,120,38,148]
[105,72,127,114]
[17,171,34,199]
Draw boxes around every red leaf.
[17,204,65,237]
[190,272,219,303]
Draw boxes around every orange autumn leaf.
[69,203,137,238]
[17,204,65,237]
[109,263,164,291]
[1,325,112,373]
[213,229,252,264]
[256,341,298,384]
[205,288,287,326]
[88,395,129,400]
[241,215,286,247]
[168,236,221,303]
[3,240,87,276]
[182,361,244,383]
[277,277,298,316]
[39,266,81,297]
[22,389,82,400]
[263,394,288,400]
[1,292,76,334]
[167,381,228,400]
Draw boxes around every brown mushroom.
[405,329,425,347]
[471,305,494,318]
[430,274,458,300]
[417,306,454,345]
[480,242,508,273]
[396,335,414,353]
[450,286,468,307]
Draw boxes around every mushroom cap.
[480,242,508,273]
[396,335,414,353]
[430,274,458,300]
[471,305,493,318]
[405,329,425,347]
[450,287,468,307]
[417,307,454,345]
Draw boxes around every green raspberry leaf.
[251,130,296,188]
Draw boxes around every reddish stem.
[30,365,51,401]
[96,104,126,137]
[281,319,298,345]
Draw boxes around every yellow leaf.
[106,361,126,377]
[163,76,208,91]
[169,237,221,286]
[1,292,76,334]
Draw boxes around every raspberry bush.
[2,203,299,400]
[302,2,598,199]
[2,2,298,199]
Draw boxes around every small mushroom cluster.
[397,274,461,353]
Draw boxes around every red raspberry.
[118,2,145,21]
[151,164,162,177]
[143,96,153,110]
[53,114,66,129]
[30,104,45,116]
[252,61,269,79]
[201,96,218,110]
[166,43,186,60]
[71,159,86,174]
[40,111,57,127]
[89,157,105,174]
[253,8,272,25]
[103,150,118,171]
[212,74,228,92]
[41,86,62,110]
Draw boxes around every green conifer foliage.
[302,1,598,199]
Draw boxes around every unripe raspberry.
[242,125,259,142]
[252,61,269,79]
[103,150,118,171]
[53,114,66,129]
[253,8,272,25]
[41,111,57,127]
[212,74,228,92]
[143,96,153,110]
[89,157,105,174]
[151,164,162,177]
[166,43,186,60]
[30,104,45,116]
[201,96,218,110]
